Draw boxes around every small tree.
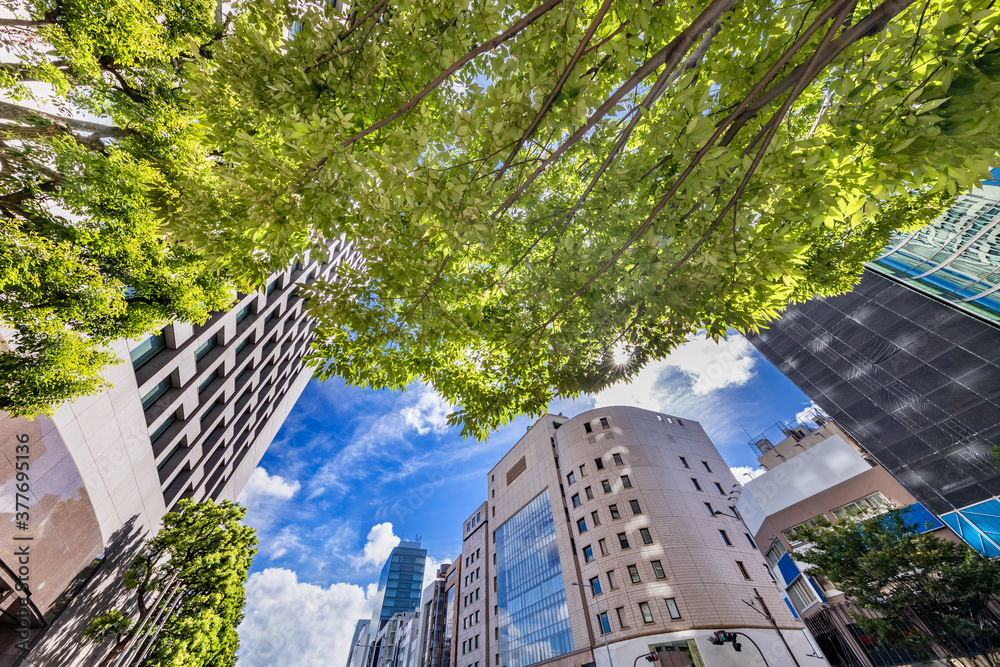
[83,500,257,666]
[794,506,1000,664]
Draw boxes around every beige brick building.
[470,406,820,667]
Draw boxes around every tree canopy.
[84,499,257,666]
[0,0,234,417]
[794,506,1000,663]
[159,0,1000,437]
[4,0,1000,435]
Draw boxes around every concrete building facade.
[0,239,361,665]
[482,407,819,667]
[737,416,955,666]
[456,503,488,667]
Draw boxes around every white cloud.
[238,568,372,667]
[730,465,766,481]
[660,333,758,395]
[423,555,445,589]
[238,467,301,506]
[794,401,827,426]
[270,526,306,560]
[401,385,452,435]
[360,522,401,567]
[594,332,757,410]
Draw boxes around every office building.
[370,542,429,632]
[737,415,958,666]
[747,179,1000,556]
[455,503,487,667]
[348,620,372,667]
[0,240,361,665]
[474,406,818,667]
[416,562,455,667]
[869,175,1000,323]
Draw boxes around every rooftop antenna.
[414,534,422,543]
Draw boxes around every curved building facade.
[478,407,820,667]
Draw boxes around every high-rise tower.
[747,182,1000,555]
[0,240,361,665]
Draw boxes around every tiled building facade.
[479,407,820,667]
[0,239,361,665]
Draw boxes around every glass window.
[691,478,702,491]
[567,472,576,485]
[618,533,630,549]
[598,611,611,634]
[601,480,612,493]
[150,412,176,443]
[719,530,732,546]
[585,486,594,500]
[195,336,217,361]
[496,492,573,667]
[600,417,610,429]
[584,422,593,434]
[704,502,715,516]
[235,304,251,323]
[610,504,620,519]
[786,576,820,614]
[594,457,605,470]
[616,606,628,629]
[235,337,251,355]
[832,492,891,521]
[765,540,787,568]
[598,539,608,556]
[639,601,654,623]
[736,561,751,580]
[630,500,642,515]
[613,453,624,465]
[745,533,757,549]
[591,511,601,526]
[198,369,218,394]
[572,493,581,507]
[589,576,602,595]
[715,481,726,494]
[679,456,689,468]
[607,570,617,589]
[782,519,820,546]
[665,598,681,619]
[130,332,165,370]
[628,565,641,583]
[583,545,594,562]
[577,518,588,534]
[651,560,666,579]
[265,280,278,294]
[702,461,712,473]
[579,464,587,477]
[640,528,653,544]
[621,475,632,488]
[141,377,171,410]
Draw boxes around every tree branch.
[492,0,741,220]
[491,0,616,186]
[0,100,119,134]
[341,0,566,148]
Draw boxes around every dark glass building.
[370,541,428,631]
[748,268,1000,556]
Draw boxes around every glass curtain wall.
[496,492,573,667]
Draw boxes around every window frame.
[651,560,666,579]
[639,601,654,624]
[639,528,653,545]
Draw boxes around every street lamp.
[571,581,615,667]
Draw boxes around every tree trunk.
[0,100,117,134]
[0,18,54,27]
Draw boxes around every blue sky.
[235,332,817,665]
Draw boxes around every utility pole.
[748,587,801,667]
